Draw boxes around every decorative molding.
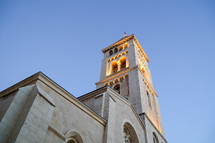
[96,66,137,85]
[0,72,107,126]
[102,34,149,62]
[102,35,133,53]
[37,86,56,107]
[78,86,108,101]
[48,125,65,141]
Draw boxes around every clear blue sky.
[0,0,214,142]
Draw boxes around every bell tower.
[96,34,165,135]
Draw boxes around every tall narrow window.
[119,45,123,51]
[114,48,118,54]
[124,43,128,49]
[111,61,118,74]
[109,50,113,56]
[120,56,126,70]
[114,84,120,94]
[147,91,152,109]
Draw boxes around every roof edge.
[0,72,107,125]
[102,34,134,53]
[102,34,149,62]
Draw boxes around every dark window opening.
[114,84,120,94]
[109,50,113,56]
[119,46,123,51]
[114,48,118,54]
[121,60,126,70]
[147,91,152,109]
[112,63,118,74]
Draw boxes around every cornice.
[78,86,108,101]
[0,72,106,126]
[95,65,159,97]
[95,66,137,85]
[102,34,149,62]
[102,35,134,53]
[0,72,41,97]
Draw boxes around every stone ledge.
[48,125,65,141]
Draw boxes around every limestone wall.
[0,85,39,143]
[145,116,167,143]
[35,80,105,143]
[104,89,146,143]
[0,90,16,122]
[0,76,106,143]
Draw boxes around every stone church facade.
[0,34,167,143]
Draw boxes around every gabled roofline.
[78,86,108,101]
[102,34,150,62]
[79,85,147,130]
[106,87,167,142]
[0,72,107,125]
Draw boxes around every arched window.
[123,122,139,143]
[109,50,113,56]
[120,56,126,70]
[153,132,159,143]
[65,131,84,143]
[114,84,120,94]
[111,61,118,74]
[120,77,124,82]
[67,138,79,143]
[109,81,114,87]
[124,43,128,49]
[114,48,118,54]
[104,83,108,86]
[124,127,131,143]
[114,78,119,84]
[147,91,152,109]
[119,45,123,51]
